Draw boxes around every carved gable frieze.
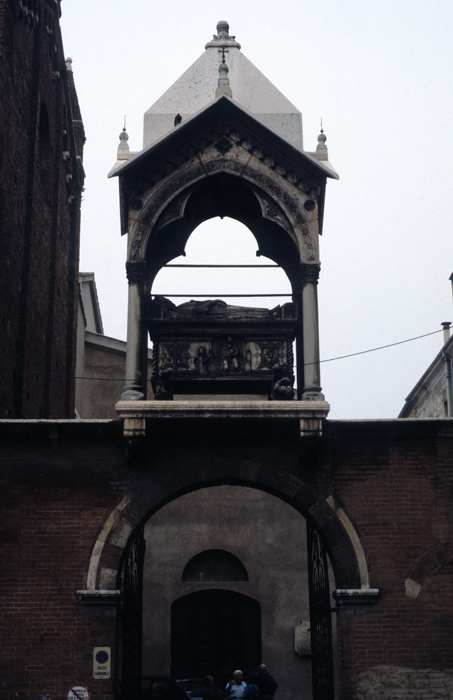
[126,117,322,211]
[215,136,233,155]
[126,117,324,261]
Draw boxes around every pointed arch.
[127,160,318,284]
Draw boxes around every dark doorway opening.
[171,590,261,689]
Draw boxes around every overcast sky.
[60,0,453,419]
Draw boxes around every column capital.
[300,262,321,284]
[126,260,149,284]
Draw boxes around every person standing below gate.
[242,671,260,700]
[225,670,247,699]
[203,676,217,700]
[257,664,278,700]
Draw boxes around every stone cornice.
[124,120,325,197]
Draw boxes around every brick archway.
[86,451,368,593]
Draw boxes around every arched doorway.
[171,590,261,688]
[113,485,341,700]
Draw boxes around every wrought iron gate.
[117,523,146,700]
[307,521,334,700]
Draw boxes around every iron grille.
[118,523,146,699]
[307,521,334,700]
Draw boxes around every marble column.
[300,263,324,400]
[121,262,148,401]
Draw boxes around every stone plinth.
[115,399,330,440]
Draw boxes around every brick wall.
[0,0,84,419]
[0,418,451,699]
[325,420,453,698]
[0,421,125,699]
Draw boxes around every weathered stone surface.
[355,665,453,699]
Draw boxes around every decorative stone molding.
[77,589,121,605]
[243,165,307,225]
[128,154,316,263]
[153,187,196,235]
[125,117,322,217]
[215,137,234,155]
[333,589,379,605]
[326,494,370,588]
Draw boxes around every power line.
[4,328,445,382]
[309,328,444,366]
[152,293,292,297]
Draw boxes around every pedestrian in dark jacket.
[257,664,278,700]
[242,672,260,700]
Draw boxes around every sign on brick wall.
[93,647,111,679]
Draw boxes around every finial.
[65,57,73,72]
[118,119,130,160]
[215,56,232,98]
[313,120,328,161]
[216,20,230,39]
[316,120,327,151]
[205,20,241,50]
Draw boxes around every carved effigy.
[149,295,297,322]
[195,345,213,375]
[221,337,240,372]
[148,296,298,397]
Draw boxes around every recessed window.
[182,549,249,582]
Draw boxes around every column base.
[120,388,145,401]
[301,385,325,401]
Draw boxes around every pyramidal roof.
[143,21,303,151]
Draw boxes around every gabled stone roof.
[143,26,303,150]
[109,95,338,238]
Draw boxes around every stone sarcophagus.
[148,296,298,399]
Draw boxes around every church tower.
[111,20,338,438]
[0,0,85,418]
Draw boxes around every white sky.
[60,0,453,419]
